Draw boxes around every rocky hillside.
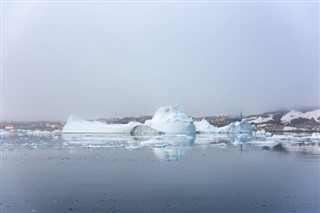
[246,108,320,132]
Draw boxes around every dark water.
[1,133,320,213]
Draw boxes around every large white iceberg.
[62,115,159,135]
[144,105,196,135]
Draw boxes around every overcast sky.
[2,1,319,121]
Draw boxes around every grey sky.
[2,1,319,121]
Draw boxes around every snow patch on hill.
[281,109,320,124]
[248,114,274,124]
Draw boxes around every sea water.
[1,132,320,212]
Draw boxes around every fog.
[2,1,319,121]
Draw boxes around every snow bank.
[248,115,274,124]
[283,126,297,131]
[145,105,196,135]
[281,109,320,124]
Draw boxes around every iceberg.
[254,129,272,137]
[217,119,256,134]
[62,115,160,135]
[310,133,320,141]
[194,119,219,133]
[144,105,196,135]
[194,119,256,134]
[0,129,10,138]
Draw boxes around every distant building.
[4,124,14,130]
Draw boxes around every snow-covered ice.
[194,119,218,133]
[62,115,160,135]
[62,105,196,135]
[216,119,256,134]
[254,129,272,137]
[144,105,196,135]
[62,115,139,134]
[194,119,256,134]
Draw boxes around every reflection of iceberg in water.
[195,133,253,145]
[153,146,193,161]
[62,133,138,148]
[139,135,195,161]
[61,131,320,158]
[228,133,254,143]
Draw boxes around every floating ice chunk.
[26,130,52,137]
[62,115,148,134]
[145,105,196,135]
[217,119,256,134]
[310,133,320,142]
[254,129,272,137]
[194,119,219,133]
[195,119,257,134]
[0,129,10,138]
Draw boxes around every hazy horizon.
[2,1,319,121]
[2,104,319,123]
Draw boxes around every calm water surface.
[1,133,320,212]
